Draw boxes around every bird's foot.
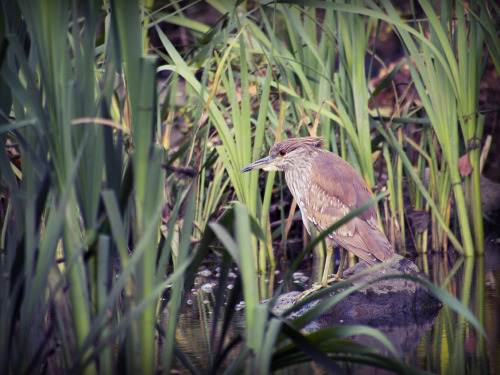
[293,282,324,302]
[293,276,343,302]
[325,274,343,284]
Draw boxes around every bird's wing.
[303,151,392,264]
[309,151,376,220]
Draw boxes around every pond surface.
[169,237,500,374]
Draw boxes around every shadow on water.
[167,237,500,374]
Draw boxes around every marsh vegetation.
[1,0,499,373]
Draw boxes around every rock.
[264,255,442,356]
[481,175,500,224]
[327,254,440,324]
[269,254,441,325]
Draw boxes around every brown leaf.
[458,154,473,176]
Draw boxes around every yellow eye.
[279,150,287,157]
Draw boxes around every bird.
[240,137,393,295]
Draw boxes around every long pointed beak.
[240,156,276,173]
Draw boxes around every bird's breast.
[284,168,311,208]
[284,167,316,233]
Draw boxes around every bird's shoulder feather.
[309,150,376,221]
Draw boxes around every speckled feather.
[271,137,393,265]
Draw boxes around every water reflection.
[404,255,498,375]
[169,246,500,374]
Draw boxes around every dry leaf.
[458,154,473,176]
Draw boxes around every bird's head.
[240,137,324,173]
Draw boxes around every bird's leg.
[321,246,334,287]
[326,248,346,284]
[294,247,343,302]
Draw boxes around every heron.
[240,137,393,295]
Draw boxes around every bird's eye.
[279,150,287,157]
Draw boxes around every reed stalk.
[1,1,495,373]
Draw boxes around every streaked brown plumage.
[241,137,393,289]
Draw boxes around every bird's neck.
[284,161,313,206]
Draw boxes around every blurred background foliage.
[0,0,499,373]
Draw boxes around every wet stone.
[269,254,441,325]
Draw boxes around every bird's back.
[285,149,393,265]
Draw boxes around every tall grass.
[379,0,487,255]
[276,0,498,256]
[0,0,496,373]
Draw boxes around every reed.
[0,0,496,373]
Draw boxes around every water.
[170,241,500,374]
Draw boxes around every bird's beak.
[240,156,276,173]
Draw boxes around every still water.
[170,238,500,374]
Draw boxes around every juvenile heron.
[240,137,393,291]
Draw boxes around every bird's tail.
[338,218,394,267]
